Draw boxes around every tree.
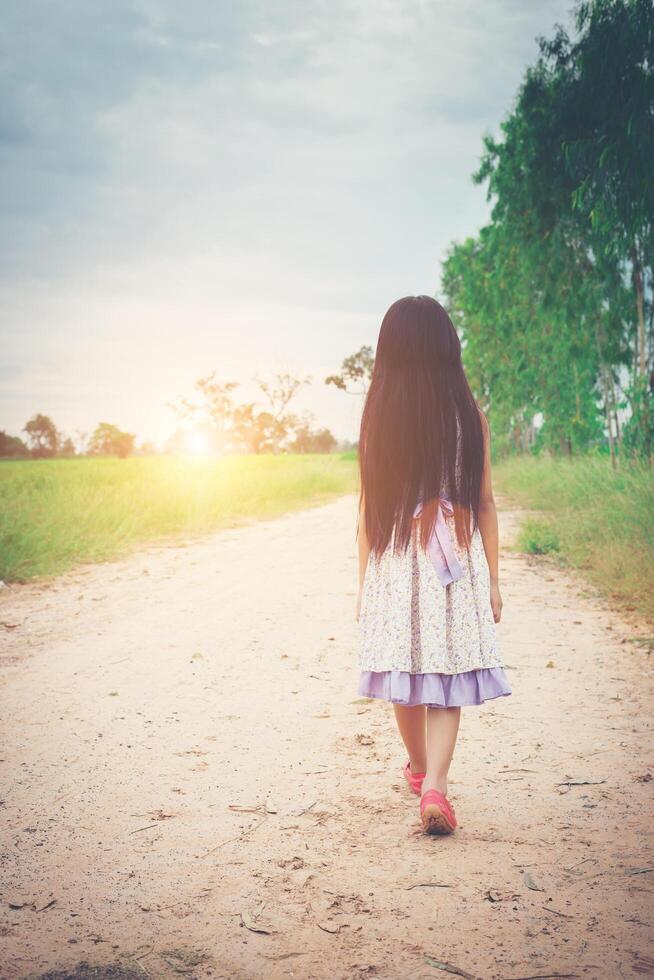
[170,374,239,454]
[442,0,653,459]
[254,370,311,452]
[88,423,136,458]
[289,422,337,453]
[23,414,59,457]
[231,405,288,454]
[559,1,654,385]
[325,346,375,394]
[58,436,76,457]
[172,369,311,453]
[255,370,311,417]
[537,0,654,457]
[0,431,29,458]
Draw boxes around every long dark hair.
[358,295,485,557]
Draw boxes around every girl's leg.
[392,704,427,773]
[422,706,461,795]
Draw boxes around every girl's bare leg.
[392,704,427,773]
[422,706,461,795]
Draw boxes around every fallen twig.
[296,800,318,816]
[555,779,606,787]
[406,882,453,890]
[204,814,269,855]
[424,955,475,978]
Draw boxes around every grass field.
[3,452,651,622]
[494,454,654,621]
[0,453,359,582]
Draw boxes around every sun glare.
[185,430,212,456]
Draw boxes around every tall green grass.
[493,455,654,619]
[0,453,358,582]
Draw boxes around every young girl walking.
[356,295,512,836]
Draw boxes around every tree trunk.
[609,372,622,455]
[631,243,652,461]
[602,365,616,469]
[631,244,647,378]
[594,319,616,468]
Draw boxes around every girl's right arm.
[477,408,503,624]
[356,492,371,622]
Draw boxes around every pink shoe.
[403,760,426,796]
[420,789,457,834]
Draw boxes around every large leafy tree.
[443,0,653,459]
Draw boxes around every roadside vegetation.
[494,455,654,620]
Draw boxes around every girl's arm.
[356,492,371,621]
[476,409,503,624]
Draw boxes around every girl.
[356,295,512,836]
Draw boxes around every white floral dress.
[357,497,512,707]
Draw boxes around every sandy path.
[1,494,653,980]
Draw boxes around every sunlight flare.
[182,428,213,457]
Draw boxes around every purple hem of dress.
[358,666,512,708]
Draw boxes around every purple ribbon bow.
[412,496,465,587]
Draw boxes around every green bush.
[517,518,560,555]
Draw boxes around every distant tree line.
[1,371,343,459]
[0,415,137,459]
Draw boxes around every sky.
[1,0,574,447]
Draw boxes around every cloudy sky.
[1,0,574,446]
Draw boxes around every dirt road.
[1,494,653,980]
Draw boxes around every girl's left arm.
[356,492,371,622]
